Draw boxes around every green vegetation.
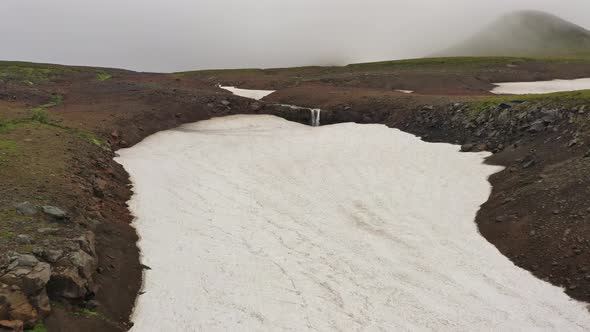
[473,89,590,109]
[30,95,63,124]
[25,323,48,332]
[0,139,17,152]
[0,61,74,85]
[96,72,112,81]
[347,57,533,71]
[79,308,100,317]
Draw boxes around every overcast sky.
[1,0,589,72]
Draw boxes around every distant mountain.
[439,10,590,57]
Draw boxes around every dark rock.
[460,144,474,152]
[47,266,89,300]
[249,102,262,112]
[14,203,36,216]
[495,216,507,223]
[528,120,545,133]
[522,158,536,169]
[84,300,100,310]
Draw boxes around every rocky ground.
[1,57,590,331]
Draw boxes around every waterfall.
[310,109,321,127]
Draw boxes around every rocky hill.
[439,10,590,57]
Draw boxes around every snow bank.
[116,115,590,331]
[491,78,590,94]
[219,85,275,100]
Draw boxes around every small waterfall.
[310,109,321,127]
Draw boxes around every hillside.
[439,10,590,57]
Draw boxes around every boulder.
[14,203,36,216]
[460,144,474,152]
[0,256,51,296]
[29,289,50,317]
[47,266,88,300]
[32,249,63,264]
[0,285,37,328]
[41,206,67,221]
[528,119,545,133]
[75,232,96,257]
[69,251,96,279]
[0,320,23,332]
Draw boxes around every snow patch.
[491,78,590,94]
[117,115,590,331]
[219,85,275,100]
[395,89,414,94]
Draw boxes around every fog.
[1,0,589,72]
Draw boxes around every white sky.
[1,0,589,72]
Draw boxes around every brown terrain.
[1,56,590,331]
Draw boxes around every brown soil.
[2,57,590,330]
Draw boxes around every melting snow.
[116,115,590,331]
[491,78,590,95]
[219,85,275,100]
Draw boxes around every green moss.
[74,130,108,148]
[0,139,17,152]
[0,62,74,84]
[347,57,533,71]
[30,95,63,124]
[25,323,48,332]
[472,89,590,109]
[96,72,112,81]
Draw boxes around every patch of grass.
[25,323,48,332]
[74,130,108,148]
[79,308,100,317]
[0,139,17,152]
[30,95,63,124]
[0,61,74,85]
[346,57,533,71]
[468,90,590,118]
[96,72,112,81]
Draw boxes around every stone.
[14,203,36,216]
[0,320,23,332]
[0,285,37,328]
[460,144,474,152]
[75,232,96,257]
[41,206,67,220]
[14,236,32,246]
[220,100,230,106]
[47,266,88,300]
[69,251,96,279]
[568,138,579,148]
[36,228,59,235]
[29,289,50,317]
[32,249,63,264]
[1,258,50,296]
[21,263,50,295]
[10,255,38,268]
[495,216,507,223]
[528,120,545,133]
[249,102,262,112]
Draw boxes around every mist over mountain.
[439,10,590,57]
